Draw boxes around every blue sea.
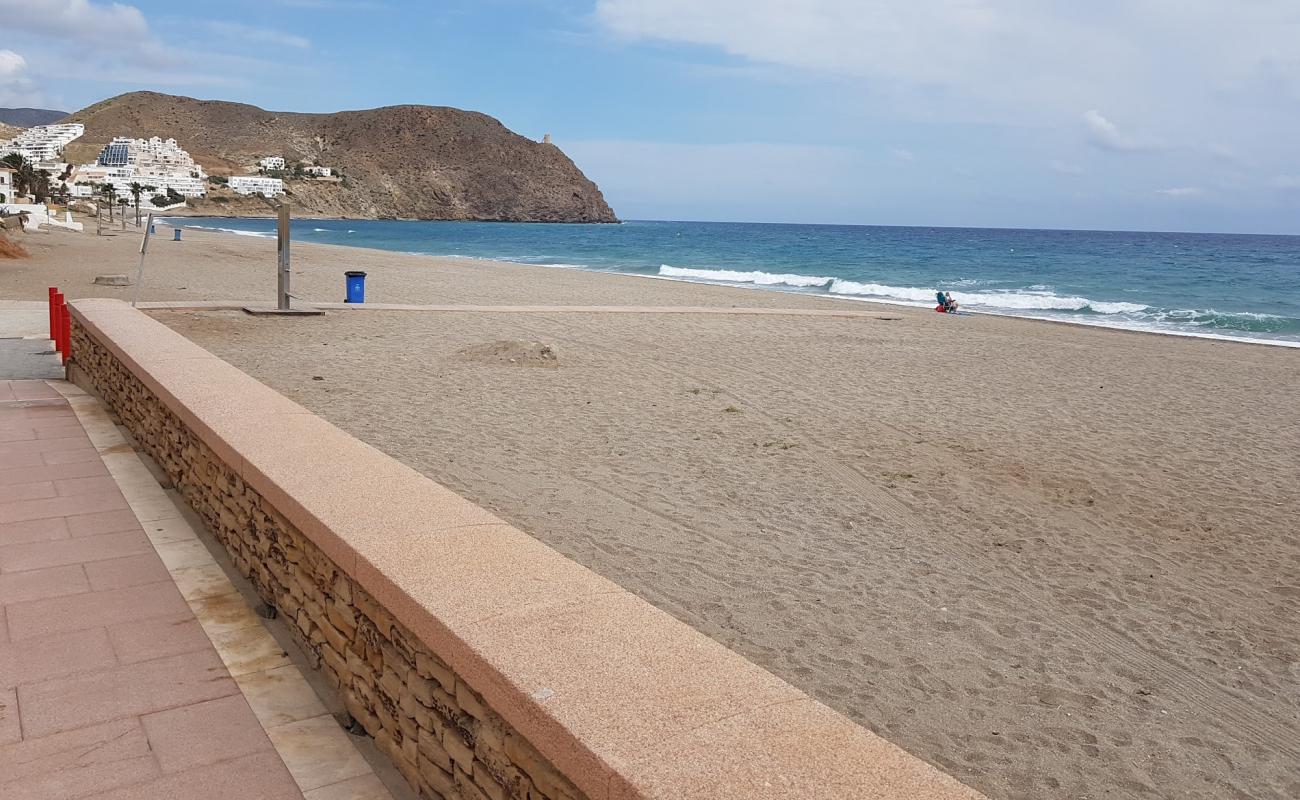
[172,218,1300,347]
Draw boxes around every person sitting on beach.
[936,291,959,313]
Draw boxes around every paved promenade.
[1,332,396,800]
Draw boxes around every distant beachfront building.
[259,156,286,171]
[96,136,205,178]
[69,135,209,199]
[0,123,84,166]
[229,175,285,196]
[305,165,332,177]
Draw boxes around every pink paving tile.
[0,686,18,745]
[0,491,128,526]
[0,530,151,574]
[6,415,90,432]
[6,580,190,641]
[0,563,88,604]
[0,429,37,443]
[0,459,107,488]
[0,718,160,800]
[0,518,69,548]
[40,449,102,466]
[1,453,46,469]
[0,627,117,688]
[54,476,120,498]
[16,648,239,739]
[34,424,88,441]
[65,509,140,538]
[142,694,275,773]
[83,552,171,592]
[0,482,56,505]
[8,383,62,402]
[83,750,303,800]
[107,613,213,665]
[0,383,15,403]
[2,403,68,416]
[0,437,95,458]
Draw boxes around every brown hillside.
[0,123,21,142]
[63,91,616,222]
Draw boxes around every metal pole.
[277,203,291,311]
[132,213,154,308]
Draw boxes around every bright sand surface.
[7,225,1300,799]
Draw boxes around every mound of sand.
[0,234,29,259]
[458,340,558,367]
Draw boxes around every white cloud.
[0,50,26,79]
[1050,159,1084,175]
[204,21,311,50]
[592,1,1300,159]
[0,0,316,103]
[0,0,150,43]
[1083,110,1163,153]
[1155,187,1204,197]
[0,49,43,106]
[891,148,914,162]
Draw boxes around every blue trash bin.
[149,225,156,235]
[345,271,366,303]
[173,229,182,241]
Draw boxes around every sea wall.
[66,297,984,800]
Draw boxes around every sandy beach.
[5,224,1299,799]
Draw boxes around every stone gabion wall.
[71,320,588,800]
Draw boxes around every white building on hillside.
[305,165,332,177]
[229,175,285,196]
[0,123,84,166]
[259,156,286,170]
[68,135,209,199]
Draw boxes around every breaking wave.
[659,266,1151,314]
[659,265,834,288]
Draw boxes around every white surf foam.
[659,265,832,288]
[182,224,274,239]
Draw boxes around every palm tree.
[33,169,52,204]
[127,182,156,226]
[98,183,118,222]
[1,153,37,198]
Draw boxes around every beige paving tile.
[170,562,235,601]
[140,516,200,545]
[267,714,373,792]
[304,772,393,800]
[111,474,167,504]
[187,591,264,637]
[208,622,291,676]
[154,538,216,570]
[235,664,329,728]
[126,492,186,523]
[99,451,151,478]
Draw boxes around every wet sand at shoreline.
[8,225,1300,799]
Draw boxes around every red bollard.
[48,287,57,342]
[52,293,65,353]
[60,302,70,365]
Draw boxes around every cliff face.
[62,92,617,222]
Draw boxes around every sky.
[1,0,1298,234]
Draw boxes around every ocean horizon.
[169,217,1300,347]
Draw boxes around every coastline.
[166,217,1300,349]
[8,218,1299,348]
